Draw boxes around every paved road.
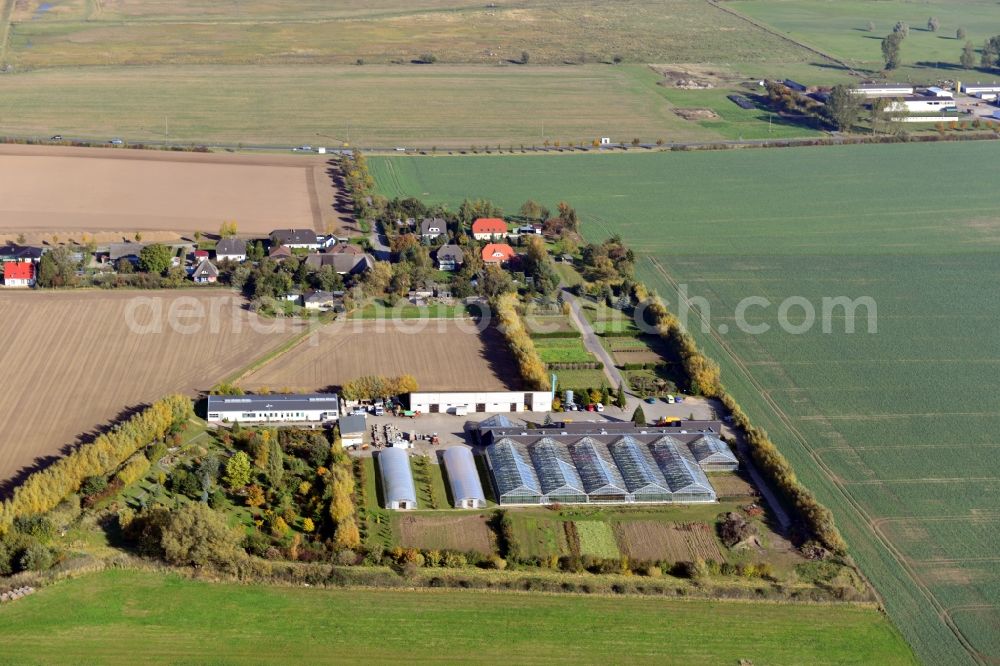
[561,288,624,389]
[368,220,391,261]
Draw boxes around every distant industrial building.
[442,447,487,509]
[961,83,1000,95]
[851,83,914,98]
[479,420,736,505]
[206,393,340,424]
[378,447,417,510]
[409,391,554,414]
[338,414,367,448]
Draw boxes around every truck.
[451,405,469,417]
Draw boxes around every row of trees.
[493,292,549,390]
[340,374,418,402]
[0,395,192,533]
[882,21,1000,72]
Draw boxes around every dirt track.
[0,144,347,241]
[0,291,304,488]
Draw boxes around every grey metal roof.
[110,242,144,261]
[339,414,366,436]
[193,259,219,278]
[436,244,464,262]
[304,289,336,304]
[216,238,247,256]
[207,393,339,413]
[304,252,373,274]
[0,244,42,261]
[270,229,317,245]
[420,217,446,235]
[443,447,486,504]
[378,447,417,506]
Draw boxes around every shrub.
[162,503,245,569]
[80,476,107,497]
[18,542,54,572]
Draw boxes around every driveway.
[561,288,624,389]
[369,221,390,261]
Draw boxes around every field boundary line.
[0,0,14,65]
[704,0,859,76]
[221,318,327,386]
[646,255,982,664]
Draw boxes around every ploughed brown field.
[613,521,724,562]
[396,514,496,555]
[238,319,520,392]
[0,291,304,487]
[0,145,345,241]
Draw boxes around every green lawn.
[371,142,1000,665]
[0,569,915,665]
[349,300,474,320]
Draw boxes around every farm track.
[0,0,14,63]
[647,255,986,665]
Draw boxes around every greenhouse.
[442,447,487,509]
[378,447,417,510]
[486,431,720,506]
[688,434,739,471]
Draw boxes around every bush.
[80,476,108,497]
[13,515,55,542]
[162,503,245,569]
[18,542,54,572]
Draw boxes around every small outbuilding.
[378,447,417,510]
[339,414,366,448]
[442,447,487,509]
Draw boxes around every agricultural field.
[572,521,620,558]
[735,0,1000,78]
[371,141,1000,665]
[395,514,495,554]
[532,337,595,364]
[238,319,520,392]
[0,145,333,241]
[0,569,915,665]
[613,521,724,562]
[3,0,808,67]
[0,291,304,487]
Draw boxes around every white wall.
[409,391,553,413]
[207,409,335,423]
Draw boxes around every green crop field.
[735,0,1000,78]
[575,521,622,559]
[0,569,913,665]
[371,141,1000,665]
[533,337,597,364]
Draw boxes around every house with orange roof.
[471,217,508,241]
[3,261,35,287]
[481,243,516,266]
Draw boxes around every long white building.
[207,393,340,424]
[408,391,553,414]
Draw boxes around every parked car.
[109,138,123,145]
[50,134,63,141]
[372,406,384,416]
[664,395,675,404]
[566,403,579,411]
[674,396,685,403]
[644,397,657,404]
[350,407,366,416]
[586,404,596,412]
[595,403,604,412]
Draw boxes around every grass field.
[0,569,914,664]
[3,0,807,67]
[735,0,1000,78]
[0,291,303,487]
[533,337,597,364]
[371,141,1000,665]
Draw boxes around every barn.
[206,393,340,424]
[442,447,487,509]
[378,448,417,510]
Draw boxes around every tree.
[193,230,203,243]
[957,27,967,40]
[419,53,437,64]
[224,451,251,489]
[630,406,646,426]
[36,246,79,288]
[518,199,549,221]
[15,233,26,244]
[479,265,515,297]
[139,243,172,275]
[893,21,909,38]
[825,84,863,131]
[927,17,939,33]
[520,50,530,65]
[556,201,579,231]
[264,437,283,488]
[615,384,627,409]
[882,32,904,70]
[219,221,238,238]
[134,232,143,243]
[245,484,265,507]
[334,519,361,549]
[982,37,1000,69]
[161,503,243,568]
[961,41,977,69]
[866,21,876,32]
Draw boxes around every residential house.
[270,229,320,250]
[481,243,516,266]
[471,218,508,241]
[108,242,144,266]
[193,249,210,263]
[303,289,338,310]
[3,261,35,287]
[516,224,542,236]
[215,238,248,263]
[395,218,417,232]
[0,244,42,263]
[268,245,293,262]
[325,242,363,256]
[304,252,373,275]
[436,244,464,271]
[192,259,219,284]
[420,217,446,241]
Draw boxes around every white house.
[420,217,446,241]
[215,238,248,262]
[207,393,340,424]
[408,391,553,414]
[270,229,320,250]
[2,261,35,287]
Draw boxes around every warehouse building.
[480,420,731,505]
[850,83,914,98]
[378,448,418,510]
[206,393,339,424]
[442,447,487,509]
[409,391,553,414]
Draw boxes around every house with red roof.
[481,243,516,266]
[471,217,508,241]
[3,261,35,287]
